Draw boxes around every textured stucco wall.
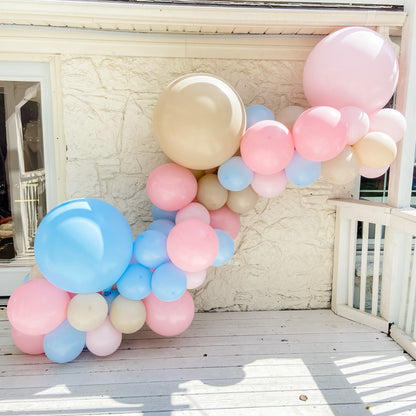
[61,55,353,311]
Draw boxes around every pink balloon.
[359,165,389,179]
[209,205,241,239]
[147,163,197,211]
[251,170,288,198]
[143,291,194,336]
[7,280,70,335]
[175,202,210,225]
[240,120,294,175]
[186,269,207,289]
[167,219,219,272]
[86,316,122,357]
[11,326,45,355]
[369,108,407,143]
[293,106,347,162]
[303,27,399,114]
[340,106,370,145]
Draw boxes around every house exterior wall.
[61,54,353,311]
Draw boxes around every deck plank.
[1,309,416,416]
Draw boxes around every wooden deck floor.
[1,309,416,416]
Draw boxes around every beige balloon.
[353,131,397,169]
[321,146,360,185]
[67,293,108,332]
[276,106,306,131]
[29,263,45,280]
[190,169,205,181]
[153,73,246,170]
[227,186,258,214]
[110,295,146,334]
[197,174,228,210]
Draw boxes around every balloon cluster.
[6,26,407,363]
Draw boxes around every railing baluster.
[399,234,413,328]
[372,223,382,316]
[405,237,416,335]
[347,219,357,308]
[360,221,369,311]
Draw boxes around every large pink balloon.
[11,326,45,355]
[86,316,122,357]
[251,170,288,198]
[209,205,241,239]
[7,280,70,335]
[143,291,195,336]
[147,163,197,211]
[369,108,407,143]
[167,219,219,272]
[240,120,294,175]
[293,106,348,161]
[303,27,399,114]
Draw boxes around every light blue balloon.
[151,262,187,302]
[34,198,133,294]
[245,105,275,129]
[103,289,119,309]
[117,264,152,300]
[285,151,321,186]
[43,320,86,363]
[23,273,30,283]
[151,204,178,222]
[212,229,235,266]
[147,219,175,236]
[133,230,169,268]
[218,156,253,191]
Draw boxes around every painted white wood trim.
[333,304,390,333]
[0,0,406,36]
[359,221,369,311]
[371,223,382,315]
[391,325,416,359]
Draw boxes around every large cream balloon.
[321,146,360,185]
[109,295,146,334]
[353,132,397,169]
[197,174,228,210]
[67,293,108,332]
[227,186,258,214]
[153,74,246,170]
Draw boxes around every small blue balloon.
[151,205,178,222]
[245,105,275,129]
[212,229,235,266]
[218,156,253,191]
[34,198,133,293]
[133,230,169,268]
[117,264,152,300]
[43,320,86,363]
[147,219,175,236]
[103,289,119,309]
[151,262,187,302]
[285,151,321,186]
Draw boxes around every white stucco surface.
[61,55,353,311]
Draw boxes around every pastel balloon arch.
[7,27,407,363]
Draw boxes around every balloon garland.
[7,27,407,363]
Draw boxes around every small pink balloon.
[7,280,70,335]
[293,106,347,162]
[86,316,122,357]
[147,163,197,211]
[369,108,407,143]
[143,291,194,336]
[209,205,241,239]
[167,219,219,272]
[240,120,294,175]
[175,202,210,224]
[11,326,45,355]
[186,269,207,289]
[340,106,370,145]
[251,170,288,198]
[359,165,389,179]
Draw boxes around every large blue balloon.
[133,230,169,268]
[285,151,321,186]
[245,105,275,129]
[151,262,187,302]
[43,320,86,363]
[212,229,235,266]
[34,198,133,293]
[117,264,152,300]
[218,156,253,191]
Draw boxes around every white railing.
[331,198,416,359]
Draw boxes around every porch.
[1,308,416,416]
